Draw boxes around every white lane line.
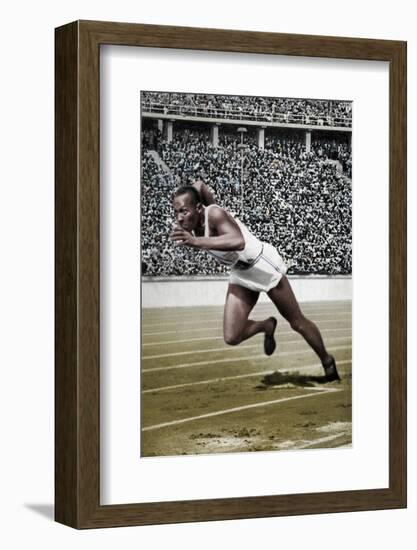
[143,336,351,360]
[142,327,351,347]
[142,360,351,394]
[142,319,351,337]
[143,304,352,322]
[142,388,342,432]
[142,345,350,373]
[142,313,351,329]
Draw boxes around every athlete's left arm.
[192,180,216,206]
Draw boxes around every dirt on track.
[141,300,352,457]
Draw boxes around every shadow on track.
[257,370,330,389]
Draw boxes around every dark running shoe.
[264,317,278,356]
[323,356,341,382]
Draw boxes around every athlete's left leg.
[223,283,276,354]
[267,275,333,366]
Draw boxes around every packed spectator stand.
[141,94,352,278]
[142,91,352,128]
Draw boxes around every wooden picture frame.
[55,20,407,529]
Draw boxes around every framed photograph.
[55,20,406,528]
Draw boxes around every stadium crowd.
[312,137,352,178]
[141,124,352,277]
[142,91,352,127]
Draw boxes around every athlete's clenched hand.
[169,226,198,247]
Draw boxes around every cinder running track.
[141,300,352,457]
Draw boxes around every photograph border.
[55,20,406,529]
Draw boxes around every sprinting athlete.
[169,180,340,382]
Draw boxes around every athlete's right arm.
[192,179,216,206]
[170,206,244,251]
[188,206,245,251]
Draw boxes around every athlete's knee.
[290,315,307,334]
[224,333,242,346]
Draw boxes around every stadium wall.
[142,275,352,308]
[143,112,352,133]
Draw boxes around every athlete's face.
[172,193,201,231]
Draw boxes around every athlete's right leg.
[267,275,331,363]
[223,283,276,353]
[267,275,340,380]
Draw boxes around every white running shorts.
[229,242,288,293]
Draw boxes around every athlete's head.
[172,186,203,231]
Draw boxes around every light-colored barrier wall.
[142,276,352,308]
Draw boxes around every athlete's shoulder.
[206,204,229,222]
